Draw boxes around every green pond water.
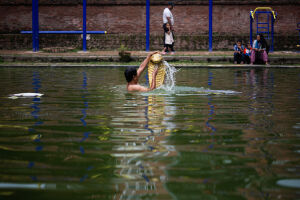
[0,67,299,200]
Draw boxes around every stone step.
[1,54,299,65]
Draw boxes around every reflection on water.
[111,93,177,199]
[79,72,94,182]
[28,72,43,181]
[0,67,299,199]
[204,70,216,151]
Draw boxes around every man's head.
[124,67,137,83]
[236,40,242,46]
[168,2,174,10]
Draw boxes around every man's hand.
[137,51,160,78]
[153,66,159,76]
[149,66,159,91]
[148,51,160,58]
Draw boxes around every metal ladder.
[256,12,271,39]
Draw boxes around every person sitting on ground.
[233,40,245,64]
[162,22,175,55]
[125,51,159,92]
[251,34,269,65]
[243,42,252,64]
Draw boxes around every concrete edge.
[1,63,300,68]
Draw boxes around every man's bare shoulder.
[127,84,149,92]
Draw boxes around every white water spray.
[160,61,179,91]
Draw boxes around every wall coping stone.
[0,0,299,6]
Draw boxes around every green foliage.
[118,44,132,62]
[117,44,128,53]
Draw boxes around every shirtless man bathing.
[124,51,160,92]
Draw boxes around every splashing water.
[140,61,240,96]
[159,61,179,91]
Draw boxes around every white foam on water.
[158,61,179,92]
[276,179,300,188]
[8,93,44,99]
[140,61,240,96]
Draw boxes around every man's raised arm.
[136,51,158,78]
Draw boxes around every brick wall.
[0,1,299,50]
[0,0,299,5]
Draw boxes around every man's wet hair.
[124,67,137,83]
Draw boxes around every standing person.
[162,23,175,54]
[251,34,269,65]
[162,2,175,54]
[233,40,245,64]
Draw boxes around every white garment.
[163,8,174,25]
[165,32,174,45]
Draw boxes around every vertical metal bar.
[299,28,300,48]
[267,13,270,39]
[209,0,213,51]
[35,0,39,51]
[271,15,274,52]
[146,0,150,51]
[250,12,253,47]
[83,0,87,51]
[32,0,36,51]
[256,13,258,35]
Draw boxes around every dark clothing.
[244,54,250,64]
[234,52,245,64]
[233,44,245,64]
[163,23,168,33]
[244,55,251,64]
[165,44,175,52]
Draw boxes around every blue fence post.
[146,0,150,51]
[83,0,87,51]
[250,11,253,47]
[32,0,35,51]
[271,15,274,52]
[209,0,213,51]
[32,0,39,52]
[36,0,39,51]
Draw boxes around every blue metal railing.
[209,0,213,51]
[21,31,107,34]
[23,0,106,52]
[297,23,300,49]
[83,0,87,52]
[256,12,270,39]
[146,0,150,51]
[32,0,39,52]
[250,9,276,52]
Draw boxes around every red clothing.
[244,47,252,56]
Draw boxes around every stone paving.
[0,50,299,67]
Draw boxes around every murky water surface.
[0,67,299,200]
